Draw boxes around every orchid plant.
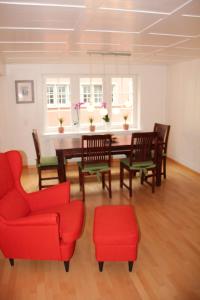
[73,101,84,125]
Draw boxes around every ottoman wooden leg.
[98,261,104,272]
[128,261,133,272]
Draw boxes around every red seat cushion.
[31,200,84,244]
[0,189,30,220]
[94,205,138,245]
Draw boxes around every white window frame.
[47,83,70,108]
[80,78,103,107]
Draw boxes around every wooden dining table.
[54,134,163,186]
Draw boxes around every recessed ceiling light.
[0,1,86,8]
[99,7,169,15]
[77,42,120,46]
[149,32,195,38]
[0,41,66,44]
[182,14,200,18]
[0,26,74,31]
[84,29,139,34]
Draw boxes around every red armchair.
[0,150,84,272]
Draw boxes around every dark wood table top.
[54,134,132,153]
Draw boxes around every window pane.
[111,78,134,125]
[45,78,71,127]
[79,78,103,125]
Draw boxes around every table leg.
[57,150,66,182]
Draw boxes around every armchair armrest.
[2,213,59,226]
[25,182,70,211]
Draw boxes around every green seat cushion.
[38,156,58,167]
[77,162,110,174]
[121,158,156,170]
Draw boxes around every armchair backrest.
[0,152,14,199]
[0,151,30,220]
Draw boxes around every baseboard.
[168,157,200,175]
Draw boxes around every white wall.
[166,59,200,172]
[0,62,167,165]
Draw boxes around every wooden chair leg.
[64,261,69,272]
[108,171,112,198]
[9,258,14,267]
[98,261,104,272]
[140,170,144,185]
[128,261,133,272]
[102,173,105,189]
[152,169,155,193]
[120,163,123,188]
[163,157,167,179]
[129,170,133,197]
[38,168,42,190]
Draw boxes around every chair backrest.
[153,123,170,153]
[129,132,158,164]
[81,134,112,167]
[32,129,41,164]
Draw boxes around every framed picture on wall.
[15,80,34,103]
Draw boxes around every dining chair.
[120,132,158,197]
[78,134,112,201]
[32,129,61,189]
[153,123,170,179]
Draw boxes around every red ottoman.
[93,205,139,272]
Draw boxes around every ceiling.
[0,0,200,65]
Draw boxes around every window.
[80,78,103,106]
[47,81,70,108]
[79,78,103,125]
[44,75,138,131]
[111,77,136,126]
[94,85,103,104]
[45,77,71,128]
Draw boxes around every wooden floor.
[0,159,200,300]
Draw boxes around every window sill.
[44,127,141,137]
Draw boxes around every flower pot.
[123,124,129,130]
[89,125,95,132]
[58,126,64,133]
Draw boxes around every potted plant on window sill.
[58,117,64,133]
[102,114,110,130]
[123,115,129,130]
[89,117,95,132]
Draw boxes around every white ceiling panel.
[82,10,162,32]
[177,0,200,14]
[0,30,72,42]
[99,0,190,14]
[0,0,199,64]
[0,4,83,28]
[150,15,200,37]
[176,37,200,48]
[158,47,200,57]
